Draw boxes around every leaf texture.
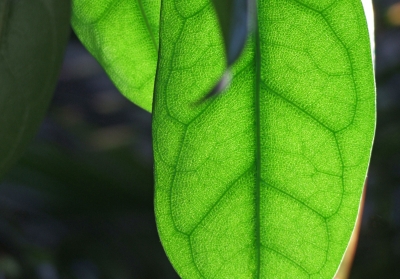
[71,0,161,112]
[0,0,70,178]
[153,0,375,278]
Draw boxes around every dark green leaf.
[0,0,70,178]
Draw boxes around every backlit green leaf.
[153,0,375,278]
[71,0,161,112]
[0,0,70,178]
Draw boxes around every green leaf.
[71,0,161,112]
[153,0,375,278]
[0,0,70,178]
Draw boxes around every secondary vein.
[137,0,158,53]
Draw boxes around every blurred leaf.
[0,0,71,179]
[71,0,161,112]
[153,1,375,278]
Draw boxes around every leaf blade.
[0,0,70,178]
[154,0,375,278]
[71,0,161,111]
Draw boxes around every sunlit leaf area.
[0,0,399,278]
[152,1,375,278]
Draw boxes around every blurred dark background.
[350,0,400,278]
[0,1,399,278]
[0,23,179,279]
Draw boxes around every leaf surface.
[153,0,375,278]
[0,0,70,178]
[71,0,161,112]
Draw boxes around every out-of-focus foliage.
[0,0,70,179]
[0,39,179,279]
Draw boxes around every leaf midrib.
[254,4,261,278]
